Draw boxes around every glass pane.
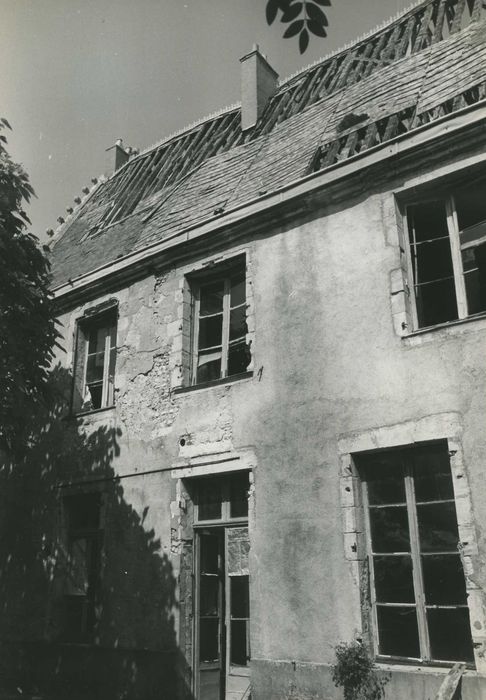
[87,383,103,409]
[414,238,455,284]
[199,618,219,662]
[415,278,458,327]
[88,325,108,354]
[229,306,247,341]
[374,556,415,604]
[376,606,420,658]
[362,454,405,505]
[198,481,222,522]
[417,502,459,552]
[200,534,220,574]
[230,273,245,308]
[408,200,449,243]
[65,494,101,530]
[462,242,486,315]
[199,282,224,316]
[369,506,410,552]
[230,620,248,666]
[86,353,105,383]
[427,608,474,662]
[412,445,453,502]
[422,554,467,605]
[231,576,249,618]
[455,180,486,231]
[200,576,219,616]
[69,538,89,593]
[198,315,223,349]
[197,350,222,384]
[228,342,250,377]
[230,472,249,518]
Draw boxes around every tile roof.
[50,0,486,290]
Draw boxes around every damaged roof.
[50,0,486,290]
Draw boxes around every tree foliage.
[266,0,331,53]
[0,119,59,451]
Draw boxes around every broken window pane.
[200,577,219,616]
[422,554,468,605]
[198,481,222,522]
[369,506,410,552]
[228,342,250,377]
[364,456,406,505]
[197,350,222,384]
[427,608,474,662]
[198,315,223,349]
[199,282,224,316]
[230,273,246,308]
[200,533,220,572]
[230,620,248,666]
[87,384,103,409]
[417,502,460,552]
[408,201,458,327]
[230,472,249,518]
[413,446,454,502]
[229,307,247,341]
[199,618,219,662]
[86,353,105,383]
[377,606,420,658]
[231,575,249,618]
[374,556,414,603]
[415,278,458,327]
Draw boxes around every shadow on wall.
[0,365,194,700]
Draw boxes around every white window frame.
[74,310,117,413]
[190,262,247,386]
[403,191,484,330]
[360,447,473,666]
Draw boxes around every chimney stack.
[105,138,129,175]
[240,45,278,131]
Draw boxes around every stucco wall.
[9,152,486,699]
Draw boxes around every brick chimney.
[105,138,129,175]
[240,45,278,131]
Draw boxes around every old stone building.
[4,0,486,698]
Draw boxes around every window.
[358,443,474,664]
[63,493,102,641]
[194,471,249,523]
[405,178,486,328]
[190,259,250,385]
[73,307,117,412]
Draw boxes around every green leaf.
[306,2,328,24]
[283,19,304,37]
[299,27,309,53]
[281,2,302,22]
[308,19,327,37]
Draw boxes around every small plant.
[331,641,389,700]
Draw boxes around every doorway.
[192,473,251,700]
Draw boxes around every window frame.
[193,472,250,526]
[359,446,474,667]
[403,185,486,330]
[189,258,249,387]
[72,305,118,414]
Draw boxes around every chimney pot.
[240,46,278,131]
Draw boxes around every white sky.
[1,0,412,239]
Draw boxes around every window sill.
[72,405,116,419]
[172,371,253,395]
[375,659,476,673]
[403,311,486,344]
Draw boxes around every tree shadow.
[0,365,194,700]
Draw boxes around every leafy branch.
[266,0,331,53]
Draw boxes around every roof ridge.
[279,0,431,87]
